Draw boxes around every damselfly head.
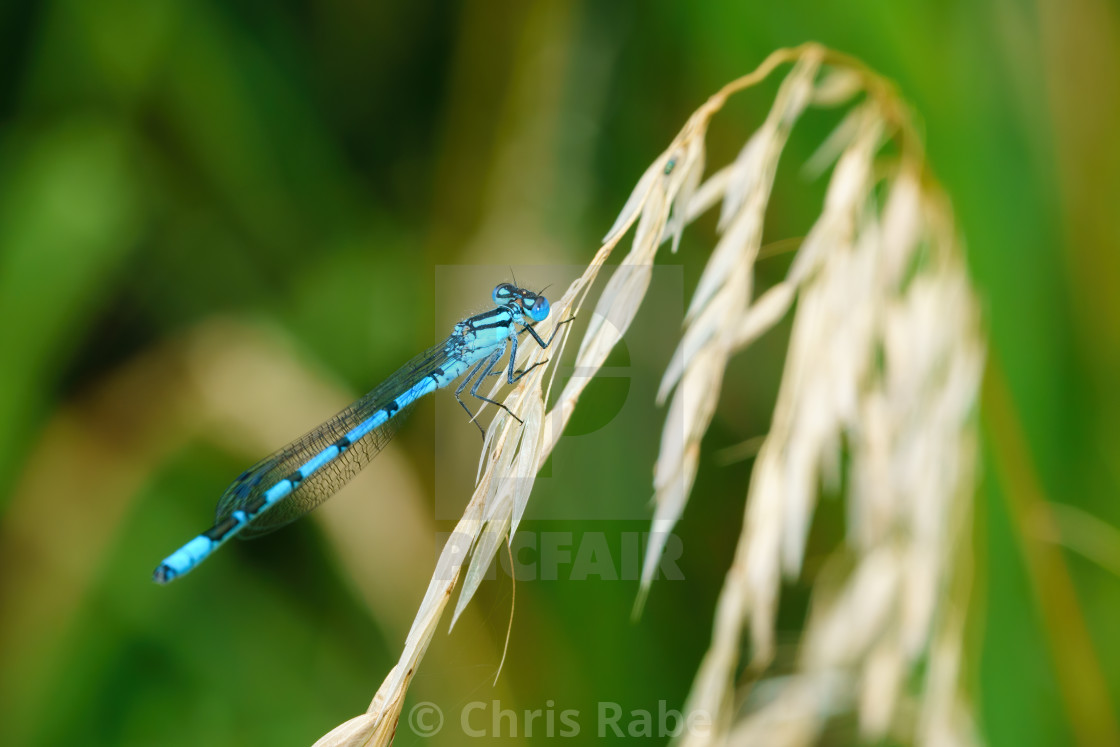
[492,282,551,323]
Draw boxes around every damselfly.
[153,282,568,584]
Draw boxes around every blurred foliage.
[1,1,1118,745]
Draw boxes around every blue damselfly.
[153,282,567,583]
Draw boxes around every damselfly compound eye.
[492,283,515,305]
[528,295,550,323]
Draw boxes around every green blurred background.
[1,1,1118,745]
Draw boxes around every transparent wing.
[214,339,455,538]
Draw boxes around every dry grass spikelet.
[315,43,983,746]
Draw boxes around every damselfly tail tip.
[152,564,176,585]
